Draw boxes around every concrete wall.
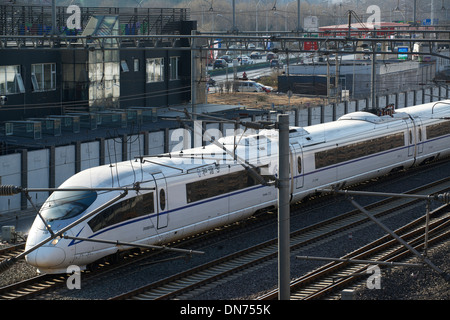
[287,61,436,99]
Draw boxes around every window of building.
[5,123,13,136]
[0,65,25,95]
[169,56,179,80]
[31,63,56,92]
[146,58,164,83]
[120,60,129,72]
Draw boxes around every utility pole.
[52,0,57,35]
[232,0,238,33]
[431,0,435,25]
[413,0,417,25]
[277,114,290,300]
[371,42,377,110]
[327,56,331,103]
[191,30,197,120]
[297,0,302,31]
[335,51,340,102]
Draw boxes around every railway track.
[110,177,450,300]
[258,204,450,300]
[0,243,25,261]
[0,273,68,300]
[1,161,448,300]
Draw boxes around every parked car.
[213,59,228,69]
[237,55,253,65]
[219,55,232,63]
[255,82,273,93]
[235,80,263,92]
[269,59,282,68]
[250,52,262,59]
[266,52,277,61]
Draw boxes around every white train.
[25,101,450,274]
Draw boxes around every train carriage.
[23,100,450,274]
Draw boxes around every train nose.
[25,246,66,269]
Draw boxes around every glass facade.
[31,63,56,92]
[169,56,179,81]
[85,16,121,109]
[0,65,25,95]
[146,58,164,83]
[89,49,120,109]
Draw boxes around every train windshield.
[40,189,97,222]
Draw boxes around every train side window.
[142,192,155,214]
[186,170,258,204]
[418,128,422,141]
[426,121,450,139]
[297,156,302,173]
[409,130,413,144]
[314,133,404,169]
[159,189,166,211]
[88,192,154,232]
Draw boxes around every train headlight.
[51,236,61,246]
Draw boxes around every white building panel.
[310,106,322,125]
[148,131,164,156]
[104,138,122,165]
[81,141,100,171]
[28,149,50,207]
[55,145,75,188]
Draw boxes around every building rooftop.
[0,104,267,154]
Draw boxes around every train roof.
[61,100,450,189]
[397,100,450,119]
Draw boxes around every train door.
[151,172,168,229]
[405,120,415,158]
[415,118,424,155]
[291,142,304,189]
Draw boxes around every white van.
[235,81,263,92]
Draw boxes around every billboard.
[397,47,408,60]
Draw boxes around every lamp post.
[231,0,239,33]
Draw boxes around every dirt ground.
[207,91,325,109]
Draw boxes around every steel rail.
[111,179,450,300]
[257,205,450,300]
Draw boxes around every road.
[207,60,284,94]
[211,66,280,83]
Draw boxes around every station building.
[0,4,196,122]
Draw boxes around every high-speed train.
[25,100,450,274]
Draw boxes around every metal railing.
[0,5,190,36]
